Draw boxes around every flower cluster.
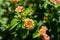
[38,26,50,40]
[15,6,34,29]
[38,26,48,36]
[15,5,50,40]
[24,18,34,29]
[15,6,24,12]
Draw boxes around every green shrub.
[0,0,60,40]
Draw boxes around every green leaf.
[37,21,43,27]
[23,8,32,16]
[33,31,40,38]
[0,27,5,31]
[10,18,19,26]
[0,0,3,6]
[0,8,4,19]
[9,23,18,31]
[44,13,49,16]
[20,29,29,39]
[0,36,2,40]
[55,3,60,7]
[56,3,60,6]
[9,18,19,31]
[1,17,8,24]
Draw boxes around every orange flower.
[24,18,34,29]
[41,26,48,31]
[50,0,60,4]
[38,26,48,36]
[42,34,50,40]
[38,26,50,40]
[15,6,24,12]
[12,0,18,2]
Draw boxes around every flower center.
[27,21,32,26]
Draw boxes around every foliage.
[0,0,60,40]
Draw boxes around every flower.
[38,26,48,36]
[24,18,34,29]
[12,0,18,2]
[41,26,48,31]
[42,34,50,40]
[50,0,60,4]
[38,26,50,40]
[15,6,24,12]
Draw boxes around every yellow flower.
[15,6,24,12]
[24,18,34,29]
